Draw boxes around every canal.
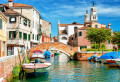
[13,54,120,82]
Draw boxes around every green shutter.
[19,32,22,39]
[33,34,34,39]
[1,19,2,29]
[37,35,39,41]
[108,40,110,44]
[15,31,16,38]
[15,17,16,22]
[79,32,82,36]
[28,34,30,41]
[9,31,12,38]
[9,17,11,23]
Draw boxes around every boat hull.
[115,59,120,66]
[23,66,50,74]
[99,59,108,64]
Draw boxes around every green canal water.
[13,55,120,82]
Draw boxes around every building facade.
[58,22,84,44]
[0,11,7,57]
[40,19,51,42]
[2,7,31,56]
[4,0,42,48]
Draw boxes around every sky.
[1,0,120,37]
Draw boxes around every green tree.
[86,28,111,50]
[111,31,120,49]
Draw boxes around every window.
[9,31,16,39]
[7,47,14,56]
[108,40,110,44]
[28,21,30,27]
[20,17,21,24]
[75,33,77,38]
[33,21,34,28]
[23,33,27,40]
[61,37,67,40]
[37,35,39,41]
[0,19,2,29]
[24,19,27,26]
[19,32,22,39]
[28,34,30,41]
[33,34,34,40]
[74,27,78,32]
[95,25,98,28]
[80,46,87,50]
[79,32,82,36]
[9,17,16,23]
[35,35,37,40]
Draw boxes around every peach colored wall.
[77,29,91,48]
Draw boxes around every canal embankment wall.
[0,54,24,82]
[74,51,113,60]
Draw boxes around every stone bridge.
[30,42,78,59]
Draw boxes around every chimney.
[108,23,111,29]
[8,0,13,7]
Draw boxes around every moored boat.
[30,50,45,63]
[115,59,120,66]
[22,63,51,75]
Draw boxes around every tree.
[111,31,120,49]
[86,28,111,50]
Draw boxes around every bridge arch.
[30,42,78,59]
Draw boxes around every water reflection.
[13,54,120,82]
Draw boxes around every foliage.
[81,48,87,51]
[12,65,21,78]
[111,31,120,48]
[86,48,113,51]
[27,57,30,63]
[86,28,111,50]
[101,44,107,49]
[91,44,99,49]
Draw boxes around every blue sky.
[1,0,120,37]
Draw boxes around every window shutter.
[1,19,2,29]
[9,17,11,23]
[9,31,12,38]
[15,17,16,22]
[15,31,16,38]
[81,32,82,36]
[28,34,30,41]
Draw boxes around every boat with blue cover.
[99,51,120,64]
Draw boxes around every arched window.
[74,27,78,31]
[61,37,67,40]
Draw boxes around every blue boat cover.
[88,54,98,60]
[43,51,52,57]
[99,51,120,59]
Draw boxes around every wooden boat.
[30,50,45,62]
[22,63,51,75]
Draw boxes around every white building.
[58,22,84,44]
[5,0,42,48]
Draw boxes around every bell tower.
[84,10,89,23]
[90,2,98,22]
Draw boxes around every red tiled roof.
[59,22,84,27]
[4,3,32,7]
[59,24,68,27]
[3,8,19,14]
[68,23,84,25]
[60,30,67,35]
[8,0,13,2]
[77,26,90,30]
